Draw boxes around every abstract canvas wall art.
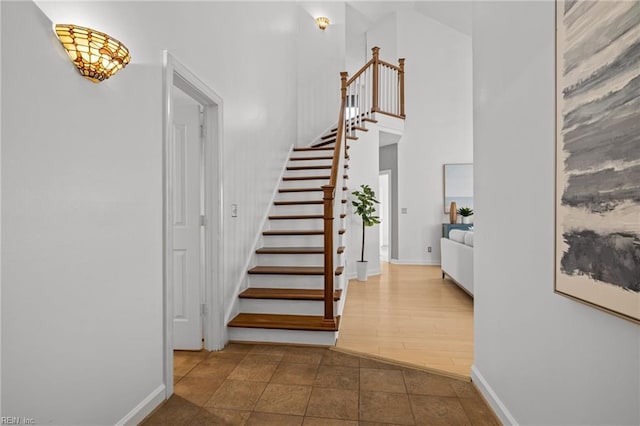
[555,0,640,323]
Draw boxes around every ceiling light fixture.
[54,24,131,83]
[315,17,330,31]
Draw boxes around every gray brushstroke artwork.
[556,0,640,323]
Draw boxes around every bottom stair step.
[228,313,340,331]
[240,288,342,301]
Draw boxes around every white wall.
[473,2,640,425]
[346,127,381,278]
[296,3,345,145]
[367,10,473,265]
[3,1,302,423]
[2,2,163,423]
[345,4,369,76]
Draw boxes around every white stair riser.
[284,168,334,178]
[271,204,324,216]
[248,274,324,289]
[239,298,337,316]
[228,328,337,345]
[268,218,324,230]
[256,253,324,267]
[280,179,330,189]
[256,252,344,267]
[291,149,335,158]
[268,218,345,231]
[288,159,333,168]
[277,191,324,202]
[262,234,324,247]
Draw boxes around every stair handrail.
[321,47,405,326]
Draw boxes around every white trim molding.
[116,384,166,426]
[162,50,225,399]
[390,259,440,266]
[471,365,519,426]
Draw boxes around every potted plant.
[457,207,474,224]
[352,184,380,281]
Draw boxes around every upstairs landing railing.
[321,47,405,327]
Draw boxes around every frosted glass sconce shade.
[54,24,131,83]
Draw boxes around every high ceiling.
[347,1,472,36]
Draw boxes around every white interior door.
[172,98,203,350]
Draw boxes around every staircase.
[227,46,405,346]
[227,130,351,345]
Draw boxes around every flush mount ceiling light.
[315,17,330,30]
[54,24,131,83]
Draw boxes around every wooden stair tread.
[240,288,342,301]
[287,165,332,170]
[293,147,334,152]
[274,200,322,206]
[283,175,330,181]
[269,214,323,220]
[263,230,323,236]
[321,132,337,140]
[312,139,337,148]
[346,135,358,140]
[228,313,340,331]
[338,229,346,235]
[290,156,334,161]
[256,246,346,254]
[257,246,323,254]
[279,187,322,193]
[362,118,378,123]
[249,266,344,275]
[340,213,346,218]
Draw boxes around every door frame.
[162,51,225,398]
[379,169,392,262]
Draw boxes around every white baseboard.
[390,259,440,266]
[471,365,518,426]
[346,267,381,280]
[116,384,166,426]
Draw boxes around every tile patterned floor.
[142,343,500,425]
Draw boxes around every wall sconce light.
[54,24,131,83]
[315,17,330,31]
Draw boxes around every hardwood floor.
[336,262,474,378]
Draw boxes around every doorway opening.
[163,51,224,399]
[379,170,391,262]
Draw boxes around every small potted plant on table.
[457,207,474,224]
[352,184,380,281]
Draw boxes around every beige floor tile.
[403,369,457,397]
[202,407,251,425]
[360,368,406,393]
[205,380,267,411]
[246,411,303,426]
[228,359,279,382]
[173,376,224,406]
[187,357,240,380]
[271,362,319,386]
[302,417,358,426]
[305,388,359,420]
[409,394,471,426]
[314,365,359,390]
[254,383,312,416]
[359,391,414,425]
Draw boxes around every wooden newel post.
[399,58,405,118]
[321,185,336,323]
[372,47,380,112]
